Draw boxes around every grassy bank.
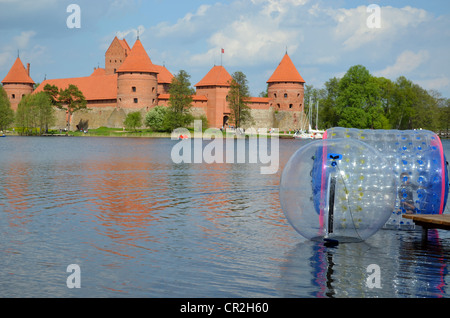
[68,127,172,138]
[5,126,296,138]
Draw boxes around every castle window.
[152,87,155,92]
[289,104,293,109]
[277,103,280,109]
[12,94,16,99]
[274,93,277,98]
[284,93,288,98]
[134,98,138,103]
[114,68,117,74]
[132,86,136,92]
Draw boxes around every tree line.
[0,83,87,135]
[304,65,450,132]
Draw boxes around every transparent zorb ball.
[280,138,396,243]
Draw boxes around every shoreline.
[2,132,296,139]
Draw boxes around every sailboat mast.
[316,100,319,130]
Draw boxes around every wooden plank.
[402,214,450,242]
[402,214,450,228]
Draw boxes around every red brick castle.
[2,36,306,130]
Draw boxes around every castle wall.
[247,108,306,131]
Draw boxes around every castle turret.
[195,65,233,128]
[267,53,305,111]
[1,57,35,111]
[105,36,131,75]
[116,39,159,110]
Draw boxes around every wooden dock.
[402,214,450,241]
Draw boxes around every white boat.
[293,131,314,139]
[295,98,324,140]
[309,128,324,139]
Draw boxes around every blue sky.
[1,0,449,98]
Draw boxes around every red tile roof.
[158,93,207,101]
[34,73,118,101]
[118,38,131,52]
[90,67,106,76]
[267,53,305,83]
[117,39,158,74]
[2,57,34,84]
[195,65,232,87]
[155,65,174,84]
[106,36,131,55]
[247,97,271,103]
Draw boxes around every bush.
[124,111,142,131]
[145,106,168,131]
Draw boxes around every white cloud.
[416,76,450,92]
[152,5,212,38]
[0,30,38,68]
[142,1,449,97]
[252,0,309,18]
[190,15,300,67]
[374,50,430,78]
[116,25,146,41]
[319,5,432,51]
[14,31,36,49]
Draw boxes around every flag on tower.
[221,48,224,54]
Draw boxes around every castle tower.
[1,57,35,111]
[154,64,174,95]
[195,65,233,128]
[105,36,131,75]
[116,39,159,110]
[267,53,305,112]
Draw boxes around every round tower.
[1,57,34,111]
[116,39,158,110]
[267,53,305,112]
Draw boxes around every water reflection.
[0,137,448,297]
[278,228,449,298]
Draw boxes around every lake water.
[0,136,449,298]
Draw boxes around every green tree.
[145,106,168,131]
[389,76,416,129]
[15,92,55,135]
[258,85,268,97]
[335,65,387,129]
[44,83,87,131]
[411,86,439,130]
[15,94,33,135]
[319,77,340,129]
[0,85,14,131]
[337,107,368,128]
[124,111,142,132]
[34,91,55,133]
[439,98,450,132]
[228,71,253,128]
[165,70,195,131]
